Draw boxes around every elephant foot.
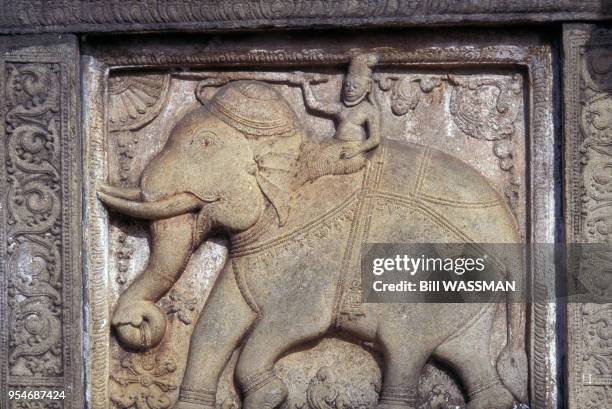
[174,387,216,409]
[173,402,214,409]
[376,404,414,409]
[377,385,416,409]
[242,373,288,409]
[467,382,515,409]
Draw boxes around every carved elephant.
[98,81,528,409]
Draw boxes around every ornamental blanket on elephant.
[230,137,519,320]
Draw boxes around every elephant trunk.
[117,214,196,303]
[112,213,197,350]
[98,185,219,350]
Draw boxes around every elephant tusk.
[97,191,206,220]
[99,184,142,200]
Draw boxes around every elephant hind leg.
[464,382,515,409]
[376,330,432,409]
[433,306,516,409]
[376,365,423,409]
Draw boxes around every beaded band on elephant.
[178,386,216,406]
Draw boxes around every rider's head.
[343,54,378,106]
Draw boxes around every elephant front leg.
[112,214,197,351]
[233,326,292,409]
[235,310,333,409]
[175,263,257,409]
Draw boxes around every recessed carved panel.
[83,33,555,409]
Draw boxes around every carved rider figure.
[295,54,381,178]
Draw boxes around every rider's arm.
[357,107,381,153]
[301,82,342,117]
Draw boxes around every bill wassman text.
[372,280,516,292]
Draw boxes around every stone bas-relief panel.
[84,38,554,409]
[104,67,525,409]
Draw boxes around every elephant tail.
[496,346,529,402]
[497,247,528,403]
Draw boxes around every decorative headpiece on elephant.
[99,80,528,408]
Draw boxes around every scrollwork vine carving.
[580,41,612,248]
[568,27,612,409]
[376,72,524,213]
[5,62,64,377]
[448,74,523,212]
[12,402,63,409]
[376,75,443,116]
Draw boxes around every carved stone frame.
[0,35,82,409]
[0,1,611,34]
[82,31,558,409]
[564,24,612,409]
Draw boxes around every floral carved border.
[0,35,82,409]
[564,24,612,409]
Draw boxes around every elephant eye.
[200,131,220,147]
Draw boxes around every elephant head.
[99,81,303,350]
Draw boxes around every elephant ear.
[254,150,298,226]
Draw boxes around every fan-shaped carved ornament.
[108,73,171,132]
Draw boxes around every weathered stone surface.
[0,34,82,409]
[564,24,612,409]
[4,4,602,407]
[0,1,611,34]
[83,31,556,409]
